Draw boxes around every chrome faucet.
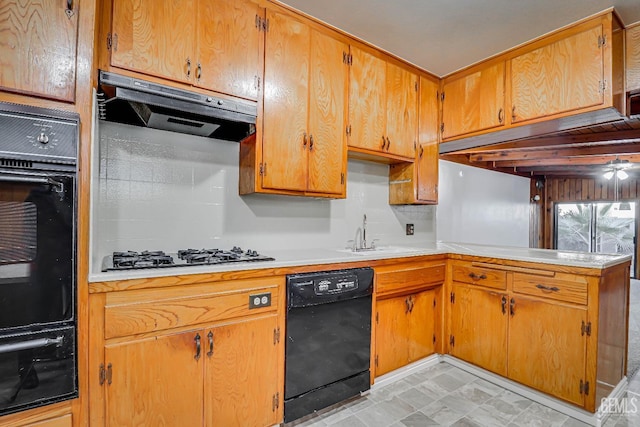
[349,214,377,251]
[362,214,367,250]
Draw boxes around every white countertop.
[88,242,632,283]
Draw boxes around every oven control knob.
[37,132,49,145]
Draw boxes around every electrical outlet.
[249,292,271,309]
[406,224,414,235]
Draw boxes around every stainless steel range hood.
[97,71,257,141]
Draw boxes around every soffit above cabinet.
[276,0,640,77]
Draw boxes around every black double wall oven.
[0,102,79,416]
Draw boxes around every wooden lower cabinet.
[507,296,587,407]
[449,283,508,376]
[375,287,440,377]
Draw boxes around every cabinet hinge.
[599,80,607,93]
[433,298,436,308]
[273,327,281,345]
[254,75,261,91]
[263,18,270,32]
[375,354,378,367]
[580,380,590,395]
[106,33,112,50]
[376,312,379,324]
[348,53,353,65]
[581,321,592,336]
[415,81,419,92]
[450,292,455,303]
[440,123,445,134]
[99,363,112,386]
[272,392,280,411]
[449,335,455,347]
[433,333,436,344]
[440,92,445,102]
[341,172,345,185]
[598,34,607,48]
[343,51,351,65]
[259,162,266,176]
[346,124,352,136]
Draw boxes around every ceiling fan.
[603,158,633,180]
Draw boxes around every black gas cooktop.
[101,247,275,271]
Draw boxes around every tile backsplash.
[91,122,436,273]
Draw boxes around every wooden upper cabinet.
[196,0,263,100]
[108,0,264,99]
[416,76,439,203]
[262,10,310,193]
[511,25,604,123]
[507,297,587,407]
[307,30,348,194]
[628,24,640,93]
[385,62,418,158]
[105,331,204,427]
[348,46,387,152]
[261,10,346,196]
[111,0,196,84]
[441,61,506,140]
[0,0,78,102]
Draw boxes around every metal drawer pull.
[509,298,515,316]
[468,272,487,280]
[0,336,63,354]
[207,331,214,357]
[194,333,201,360]
[501,295,507,314]
[536,284,560,292]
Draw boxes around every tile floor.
[286,281,640,427]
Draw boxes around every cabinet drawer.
[512,273,588,305]
[451,263,506,290]
[104,279,281,339]
[376,262,445,297]
[26,414,72,427]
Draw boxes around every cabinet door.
[441,62,505,140]
[375,296,411,376]
[508,297,587,406]
[205,315,280,427]
[262,10,309,192]
[104,331,204,427]
[407,289,437,362]
[348,46,386,152]
[111,0,196,83]
[416,77,439,203]
[0,0,78,102]
[307,30,348,194]
[196,0,263,100]
[511,26,604,123]
[449,284,508,376]
[385,63,418,158]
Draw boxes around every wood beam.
[470,142,640,162]
[494,153,640,168]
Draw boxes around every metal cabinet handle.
[207,331,214,357]
[509,298,515,316]
[186,58,192,78]
[498,108,504,124]
[536,284,560,292]
[468,272,487,280]
[511,105,516,121]
[309,134,314,151]
[196,62,202,81]
[194,333,201,360]
[501,295,507,315]
[386,137,391,151]
[405,297,410,314]
[381,135,386,149]
[303,132,308,148]
[419,146,424,158]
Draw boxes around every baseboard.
[442,355,628,427]
[371,354,442,390]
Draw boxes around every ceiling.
[279,0,640,76]
[278,0,640,179]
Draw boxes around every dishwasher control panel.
[314,274,359,295]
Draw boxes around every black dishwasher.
[285,267,373,422]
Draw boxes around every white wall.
[91,122,436,273]
[436,160,530,247]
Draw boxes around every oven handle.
[0,174,65,195]
[0,336,64,354]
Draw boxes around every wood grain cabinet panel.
[512,272,588,305]
[261,10,347,196]
[508,297,587,407]
[449,283,508,376]
[111,0,196,84]
[196,0,263,100]
[627,24,640,93]
[441,61,505,140]
[0,0,78,102]
[385,62,418,158]
[511,25,604,123]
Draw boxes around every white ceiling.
[278,0,640,76]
